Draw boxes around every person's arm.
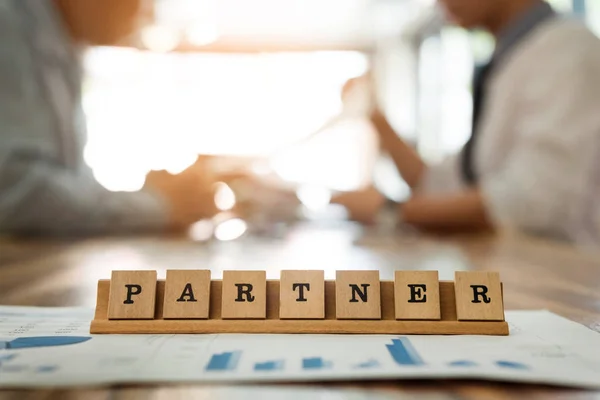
[370,110,427,189]
[401,189,492,231]
[0,155,169,236]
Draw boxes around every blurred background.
[80,0,599,240]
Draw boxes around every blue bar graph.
[496,360,528,370]
[254,360,284,371]
[385,337,424,366]
[205,351,241,371]
[36,365,59,373]
[354,359,380,369]
[302,357,332,370]
[448,360,478,367]
[0,354,17,362]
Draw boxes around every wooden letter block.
[221,270,266,319]
[335,270,381,320]
[455,271,505,321]
[279,270,325,319]
[108,270,157,320]
[163,270,211,319]
[394,271,441,320]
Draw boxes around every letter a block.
[454,271,504,321]
[335,270,381,319]
[163,270,211,319]
[394,271,441,320]
[279,270,325,319]
[108,270,157,319]
[222,271,266,319]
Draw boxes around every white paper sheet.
[0,306,599,388]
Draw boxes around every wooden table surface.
[1,220,600,399]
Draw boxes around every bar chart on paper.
[386,337,425,366]
[302,357,333,370]
[254,360,284,371]
[2,307,600,389]
[205,351,241,372]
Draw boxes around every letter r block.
[221,271,266,319]
[279,270,325,319]
[163,270,211,319]
[454,271,505,321]
[108,270,157,320]
[335,270,381,320]
[394,271,441,320]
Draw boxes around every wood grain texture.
[394,271,441,320]
[3,224,600,398]
[91,279,508,335]
[163,269,211,319]
[455,271,505,321]
[107,270,157,320]
[279,270,325,319]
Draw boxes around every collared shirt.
[0,1,168,236]
[420,9,600,247]
[493,1,556,62]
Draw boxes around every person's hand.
[331,186,385,225]
[144,163,219,231]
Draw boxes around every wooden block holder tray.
[90,280,509,335]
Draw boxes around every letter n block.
[279,270,325,319]
[163,270,211,319]
[108,270,157,319]
[394,271,441,320]
[454,271,504,321]
[335,270,381,320]
[221,271,266,319]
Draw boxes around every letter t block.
[279,270,325,319]
[221,270,266,319]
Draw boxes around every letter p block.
[108,270,157,319]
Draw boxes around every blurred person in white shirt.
[371,0,600,246]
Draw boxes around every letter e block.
[108,270,157,319]
[335,270,381,319]
[394,271,441,320]
[221,271,266,319]
[454,271,504,321]
[279,270,325,319]
[163,270,211,319]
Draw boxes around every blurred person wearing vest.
[371,0,600,246]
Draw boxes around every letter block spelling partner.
[103,270,506,332]
[221,270,267,319]
[335,270,382,319]
[163,270,211,319]
[279,270,325,319]
[454,271,504,321]
[394,271,441,320]
[107,270,157,319]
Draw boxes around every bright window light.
[82,48,369,192]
